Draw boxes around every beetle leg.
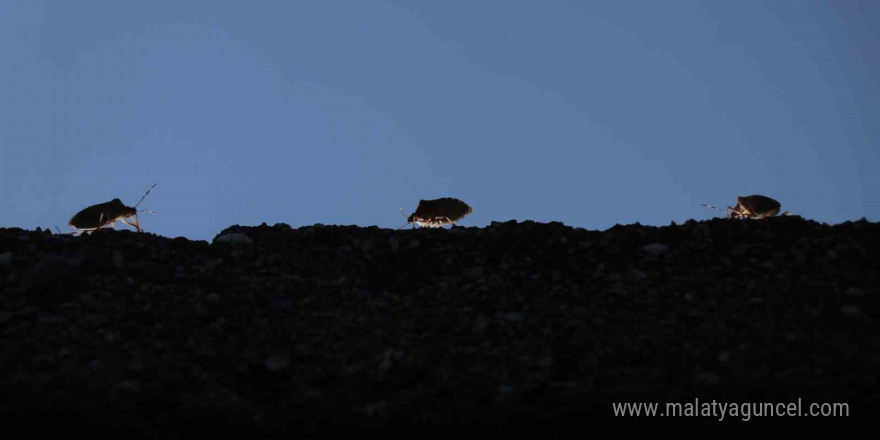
[726,207,746,219]
[74,227,97,236]
[119,218,141,232]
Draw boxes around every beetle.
[399,197,473,229]
[69,183,156,234]
[702,194,791,219]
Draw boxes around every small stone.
[840,305,861,318]
[641,243,670,255]
[194,303,209,317]
[364,401,387,416]
[265,355,290,372]
[354,238,374,251]
[693,372,720,386]
[462,266,484,279]
[503,312,522,323]
[538,356,554,367]
[629,269,648,281]
[731,245,750,257]
[845,287,865,297]
[113,379,142,394]
[112,251,124,267]
[37,315,64,324]
[212,233,254,246]
[388,237,400,252]
[473,315,488,332]
[0,251,11,265]
[498,384,514,395]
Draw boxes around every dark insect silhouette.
[702,194,791,219]
[69,183,156,234]
[399,197,473,229]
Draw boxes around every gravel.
[0,217,877,436]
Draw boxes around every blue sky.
[1,0,877,240]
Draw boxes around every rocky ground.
[0,217,878,437]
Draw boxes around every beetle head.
[734,196,751,217]
[106,199,135,218]
[119,206,138,219]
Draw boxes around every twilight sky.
[1,0,878,240]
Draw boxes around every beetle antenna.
[700,203,725,213]
[54,225,76,235]
[138,209,157,215]
[396,208,413,229]
[133,183,157,209]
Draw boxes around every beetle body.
[69,199,140,232]
[403,197,473,228]
[727,195,782,219]
[69,184,156,233]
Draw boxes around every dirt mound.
[1,217,877,436]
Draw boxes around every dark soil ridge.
[0,217,878,436]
